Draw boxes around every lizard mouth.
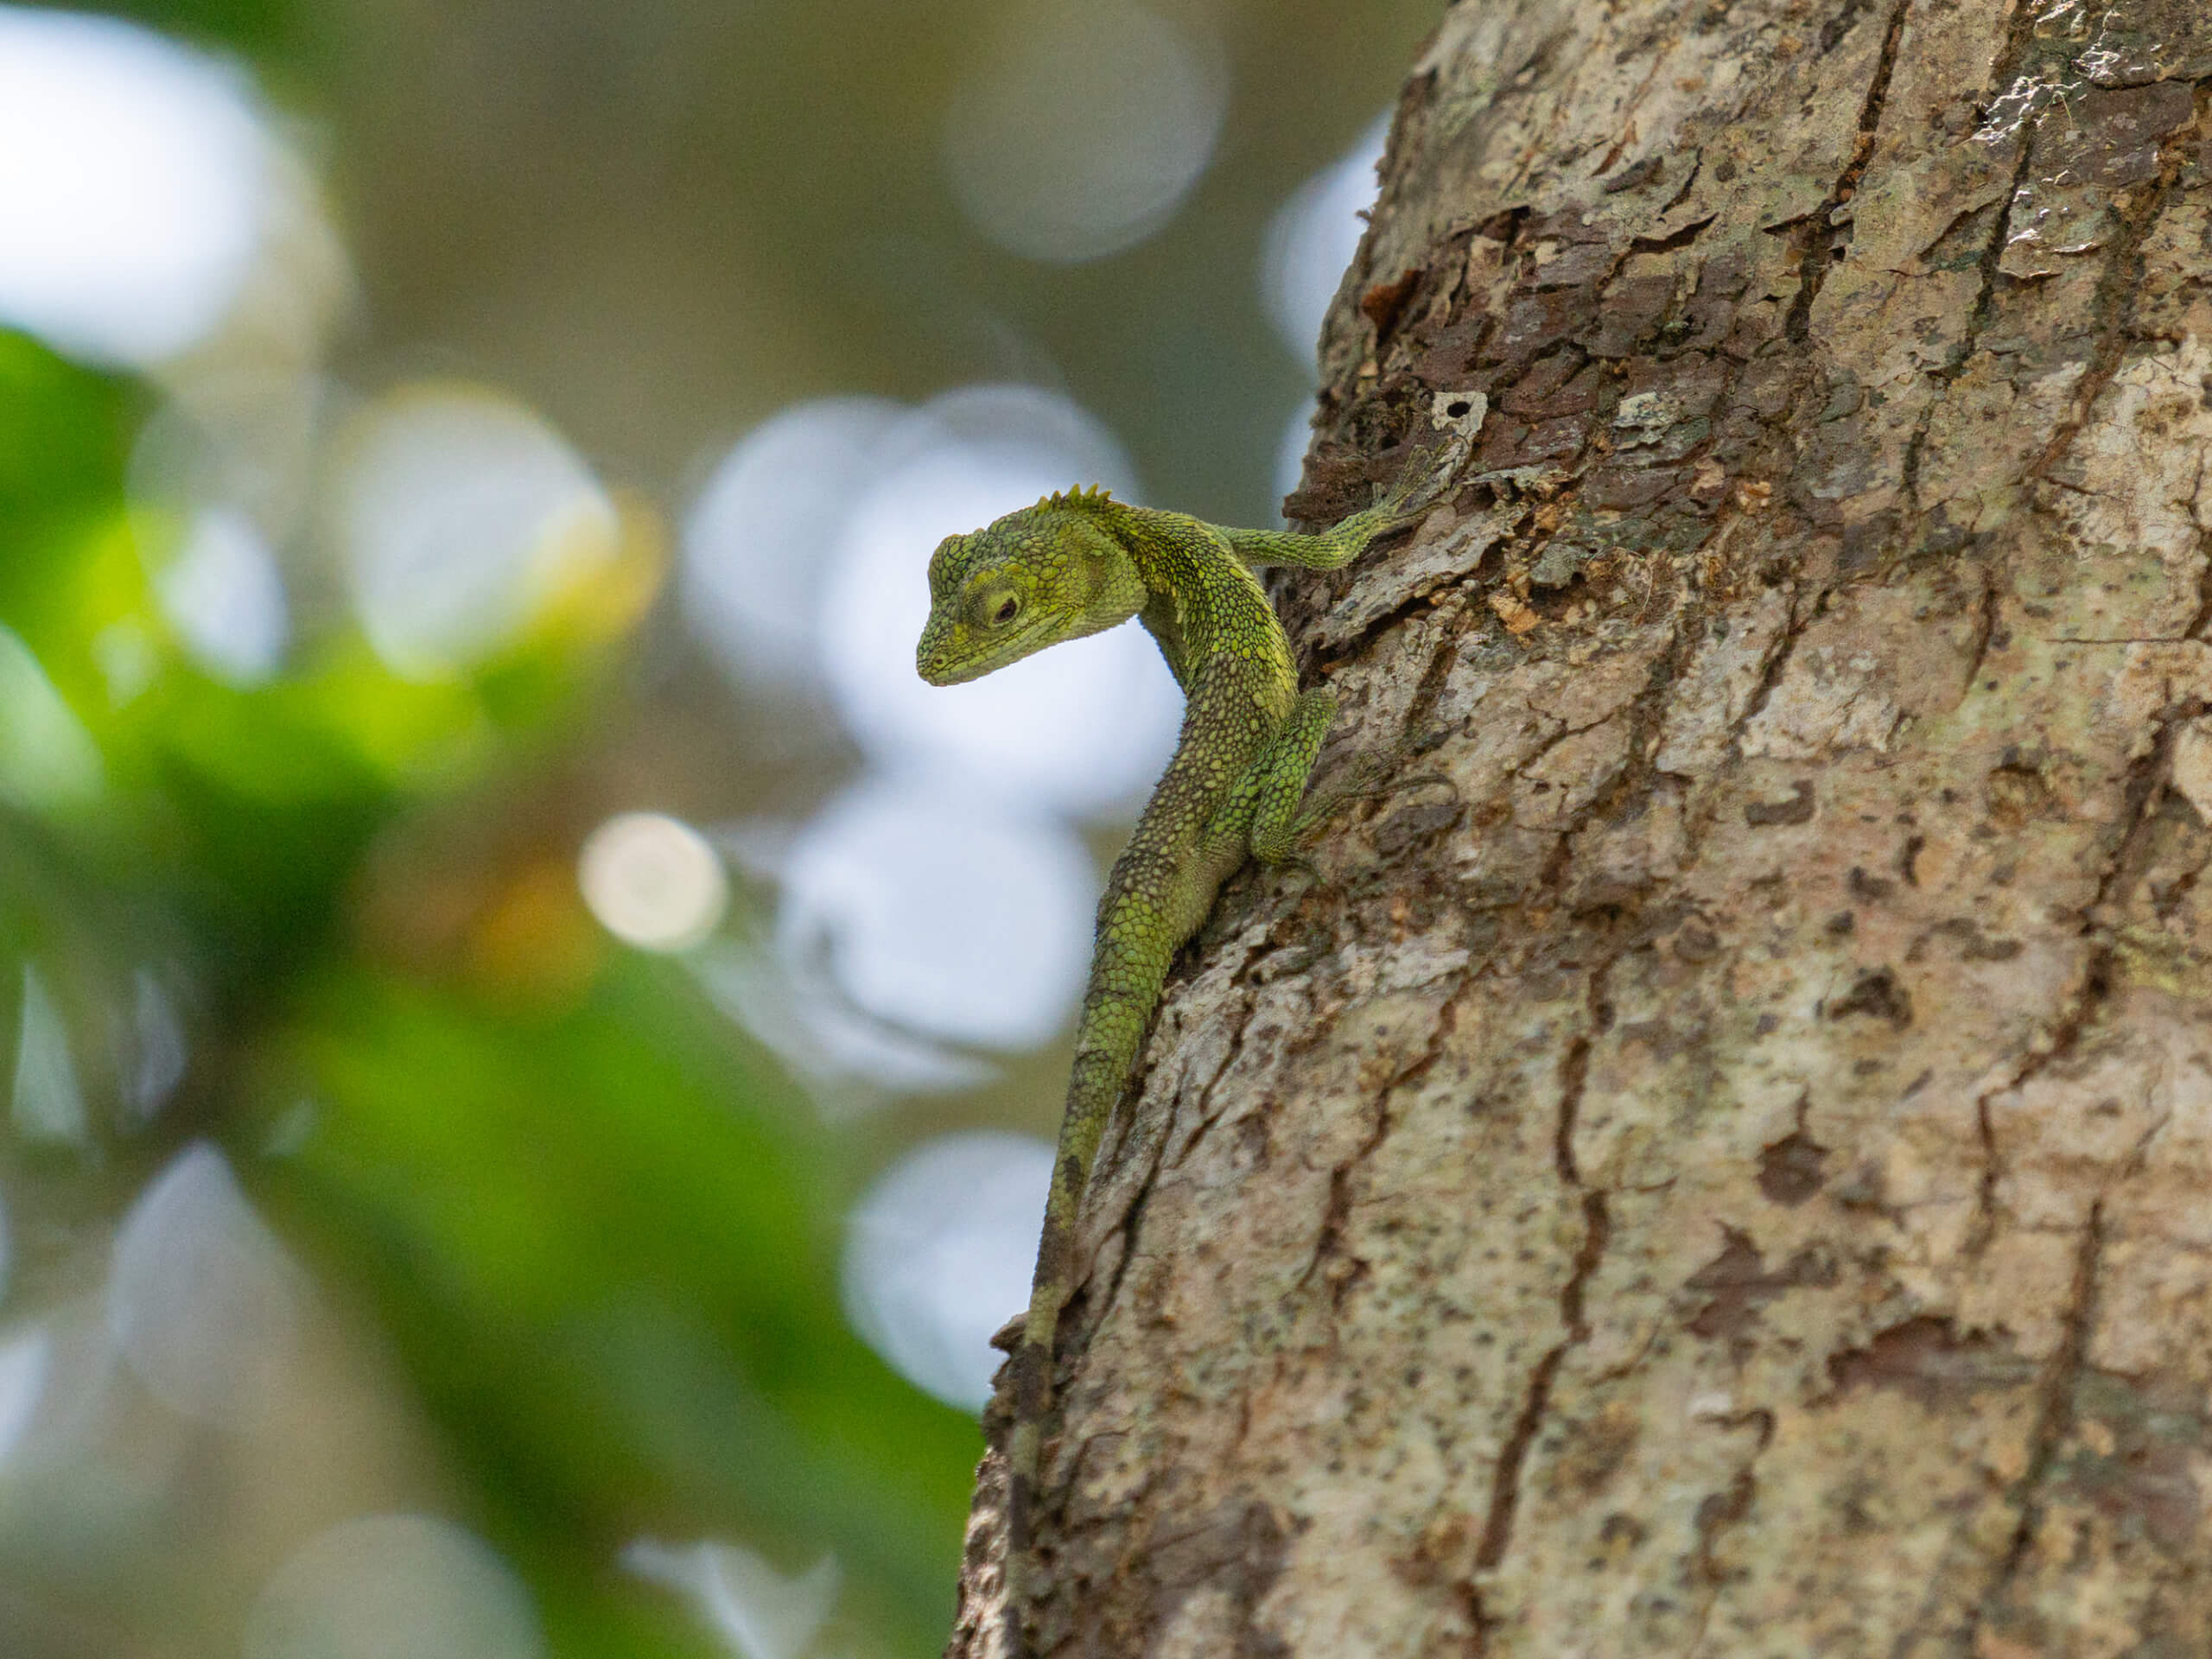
[916,622,1052,686]
[915,625,972,684]
[917,653,976,686]
[918,649,1008,687]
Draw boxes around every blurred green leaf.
[92,0,298,58]
[0,334,136,610]
[263,957,979,1656]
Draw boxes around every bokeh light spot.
[0,1327,46,1468]
[1276,404,1317,518]
[108,1141,304,1425]
[625,1538,840,1659]
[941,0,1227,264]
[683,396,906,695]
[245,1514,542,1659]
[130,374,331,556]
[12,964,87,1149]
[842,1132,1052,1412]
[1261,113,1389,363]
[692,941,1000,1100]
[578,812,729,954]
[0,625,103,813]
[155,505,289,684]
[332,385,620,679]
[125,967,188,1128]
[0,6,267,365]
[779,779,1094,1053]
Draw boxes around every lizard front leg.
[1225,439,1465,572]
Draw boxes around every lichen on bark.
[948,2,2212,1654]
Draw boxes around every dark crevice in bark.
[1726,583,1808,749]
[1476,945,1618,1574]
[1889,3,2056,552]
[1586,613,1701,833]
[1783,0,1915,342]
[1685,1408,1778,1657]
[1592,50,1676,180]
[1509,702,1646,789]
[1297,989,1461,1309]
[1552,1033,1593,1189]
[1893,118,2042,535]
[1630,212,1716,255]
[2183,451,2212,642]
[1475,1187,1611,1573]
[1956,1203,2107,1656]
[2093,707,2196,920]
[1968,938,2113,1251]
[2029,167,2189,486]
[1404,604,1480,741]
[1321,552,1506,669]
[1961,561,2000,692]
[1087,1063,1234,1336]
[1970,709,2183,1248]
[1152,990,1260,1183]
[1658,151,1706,215]
[1522,605,1700,901]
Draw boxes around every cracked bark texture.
[946,2,2212,1654]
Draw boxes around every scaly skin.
[917,460,1447,1657]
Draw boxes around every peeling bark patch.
[1743,779,1816,825]
[1826,966,1911,1026]
[1683,1226,1840,1340]
[1756,1127,1831,1205]
[1823,1317,2037,1409]
[1362,268,1424,340]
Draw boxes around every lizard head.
[915,488,1147,685]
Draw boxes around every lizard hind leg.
[1248,689,1452,870]
[1246,687,1346,868]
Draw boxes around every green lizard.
[916,453,1452,1656]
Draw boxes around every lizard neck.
[1102,504,1285,687]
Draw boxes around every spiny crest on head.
[1038,484,1114,511]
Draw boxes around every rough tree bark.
[950,1,2212,1653]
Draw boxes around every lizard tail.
[998,911,1176,1656]
[1001,1027,1132,1656]
[1001,1173,1078,1659]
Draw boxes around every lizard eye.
[994,595,1020,625]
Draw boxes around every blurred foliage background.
[0,1,1442,1654]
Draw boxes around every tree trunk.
[949,2,2212,1652]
